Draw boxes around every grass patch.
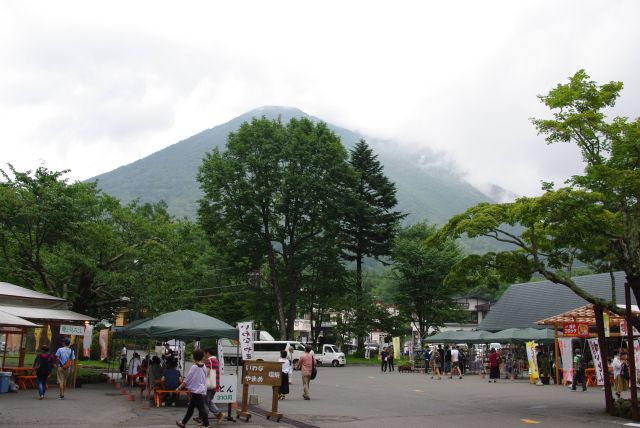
[346,355,413,366]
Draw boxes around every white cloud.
[1,0,638,197]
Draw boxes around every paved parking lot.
[0,366,634,427]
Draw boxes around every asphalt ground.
[0,366,637,428]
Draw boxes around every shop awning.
[0,309,41,328]
[536,304,637,326]
[0,305,97,323]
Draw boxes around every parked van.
[253,341,306,367]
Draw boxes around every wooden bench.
[15,375,37,390]
[154,389,191,407]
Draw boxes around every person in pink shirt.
[297,345,316,400]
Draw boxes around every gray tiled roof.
[478,271,632,332]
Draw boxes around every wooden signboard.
[238,360,283,422]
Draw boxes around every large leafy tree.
[0,165,207,318]
[343,139,405,349]
[197,117,352,339]
[391,222,465,337]
[439,70,640,324]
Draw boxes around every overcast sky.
[1,1,638,197]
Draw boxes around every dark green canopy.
[123,310,238,340]
[487,327,558,344]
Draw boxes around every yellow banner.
[526,341,539,380]
[392,337,400,359]
[603,311,610,337]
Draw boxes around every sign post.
[238,360,283,422]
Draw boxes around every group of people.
[31,338,76,400]
[422,345,465,380]
[379,346,395,372]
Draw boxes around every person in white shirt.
[278,350,292,399]
[127,352,141,386]
[450,346,463,379]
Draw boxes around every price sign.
[562,322,590,338]
[213,375,237,403]
[241,360,282,386]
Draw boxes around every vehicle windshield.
[327,345,337,353]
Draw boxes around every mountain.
[88,106,494,226]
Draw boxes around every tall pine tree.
[343,139,405,351]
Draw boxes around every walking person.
[297,345,316,400]
[387,347,395,372]
[430,347,442,379]
[119,343,128,380]
[175,349,210,428]
[194,348,224,425]
[571,348,587,392]
[33,345,54,399]
[444,345,452,376]
[450,345,463,379]
[278,350,291,400]
[613,351,629,399]
[380,347,388,372]
[488,348,501,383]
[55,338,75,399]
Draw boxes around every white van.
[253,341,306,367]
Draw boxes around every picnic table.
[5,367,36,390]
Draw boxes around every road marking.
[367,376,375,379]
[624,424,640,427]
[414,389,424,393]
[520,419,541,424]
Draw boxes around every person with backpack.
[33,345,54,399]
[55,338,75,399]
[571,348,587,392]
[431,347,442,379]
[193,348,224,425]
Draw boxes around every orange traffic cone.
[141,400,150,410]
[127,393,136,401]
[120,387,127,395]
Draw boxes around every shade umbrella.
[123,310,237,340]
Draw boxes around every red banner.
[563,322,590,337]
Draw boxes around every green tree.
[343,139,405,350]
[391,222,465,337]
[439,70,640,324]
[0,165,208,319]
[197,117,352,339]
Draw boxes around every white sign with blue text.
[60,324,85,336]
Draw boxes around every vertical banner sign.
[217,338,225,375]
[83,324,93,358]
[587,338,605,385]
[99,329,109,361]
[392,337,400,359]
[558,338,574,383]
[239,321,254,361]
[603,312,610,337]
[525,341,539,380]
[620,321,640,337]
[635,340,640,385]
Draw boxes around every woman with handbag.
[297,346,316,400]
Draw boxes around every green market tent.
[423,330,475,344]
[122,310,237,340]
[487,327,558,344]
